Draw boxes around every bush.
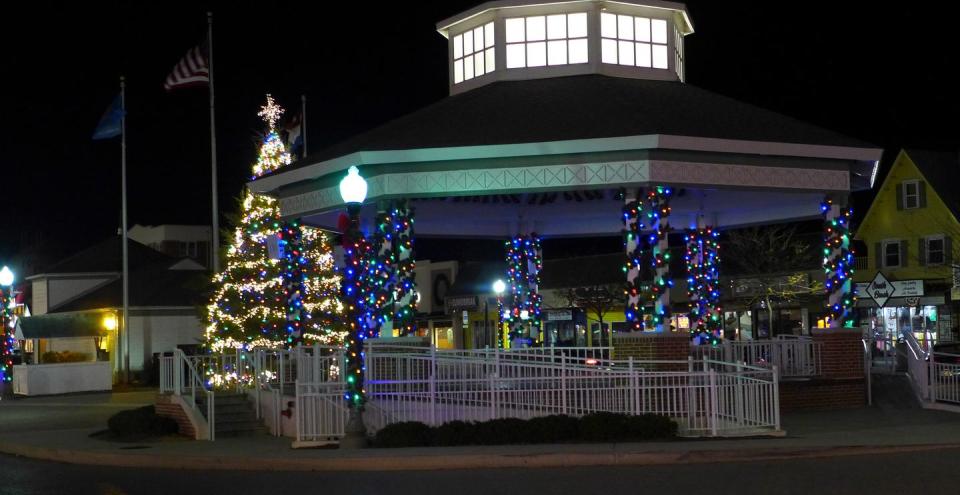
[371,413,677,448]
[107,405,178,439]
[373,421,432,448]
[41,351,90,363]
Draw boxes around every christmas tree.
[205,95,344,354]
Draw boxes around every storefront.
[856,278,953,345]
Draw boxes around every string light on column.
[821,199,856,328]
[622,189,647,331]
[647,186,674,332]
[685,227,722,345]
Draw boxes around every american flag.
[164,42,209,91]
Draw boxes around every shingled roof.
[906,149,960,220]
[281,74,874,170]
[51,267,207,312]
[36,236,176,276]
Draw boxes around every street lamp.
[488,280,506,348]
[339,166,368,449]
[0,266,14,288]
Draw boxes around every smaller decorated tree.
[206,95,344,362]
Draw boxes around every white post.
[429,346,437,425]
[629,357,638,415]
[929,351,936,402]
[207,12,220,273]
[120,76,130,384]
[708,370,718,436]
[173,351,182,396]
[772,364,781,431]
[560,354,567,415]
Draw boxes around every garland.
[685,227,722,345]
[821,200,856,328]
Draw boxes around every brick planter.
[613,332,690,371]
[780,328,866,412]
[155,393,197,438]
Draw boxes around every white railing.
[296,346,780,441]
[692,338,821,378]
[158,349,215,440]
[931,352,960,405]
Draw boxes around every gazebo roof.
[274,75,874,173]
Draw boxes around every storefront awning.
[18,313,110,339]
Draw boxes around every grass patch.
[372,413,677,448]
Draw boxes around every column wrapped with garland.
[685,226,722,345]
[367,204,397,337]
[622,189,647,331]
[822,199,856,328]
[391,200,417,336]
[502,234,543,347]
[0,289,13,384]
[279,220,305,347]
[341,209,373,407]
[646,186,674,332]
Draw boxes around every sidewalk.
[1,391,959,471]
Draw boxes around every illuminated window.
[453,22,495,84]
[601,13,669,69]
[505,13,589,69]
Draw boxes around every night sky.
[4,1,958,266]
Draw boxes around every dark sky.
[3,1,958,264]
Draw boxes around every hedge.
[106,405,179,439]
[373,413,677,448]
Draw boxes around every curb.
[2,440,959,472]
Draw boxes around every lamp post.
[488,279,505,348]
[339,166,369,448]
[0,266,14,393]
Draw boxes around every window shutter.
[875,242,882,269]
[918,238,926,266]
[901,240,909,267]
[946,236,954,266]
[896,184,904,210]
[919,181,928,208]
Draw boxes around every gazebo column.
[367,199,418,338]
[821,199,856,328]
[503,233,542,347]
[279,219,305,347]
[648,187,674,332]
[684,216,722,345]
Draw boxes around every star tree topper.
[258,94,285,129]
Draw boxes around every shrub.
[474,417,528,445]
[431,420,477,446]
[525,415,580,444]
[578,412,632,442]
[41,351,90,363]
[373,421,432,448]
[107,405,178,439]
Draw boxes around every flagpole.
[120,76,130,384]
[208,11,220,273]
[301,94,307,158]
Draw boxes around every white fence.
[692,337,821,378]
[295,344,780,443]
[903,331,960,406]
[158,349,215,440]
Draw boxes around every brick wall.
[613,333,690,371]
[780,379,866,412]
[155,393,197,438]
[780,328,866,412]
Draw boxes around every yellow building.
[854,149,959,344]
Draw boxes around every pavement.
[1,388,959,472]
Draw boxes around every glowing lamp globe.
[492,279,506,295]
[339,166,368,205]
[0,266,13,287]
[102,314,118,331]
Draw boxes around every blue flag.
[92,94,124,140]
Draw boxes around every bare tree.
[563,284,622,347]
[725,224,824,335]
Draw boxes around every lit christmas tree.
[205,95,344,355]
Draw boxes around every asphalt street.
[2,446,958,495]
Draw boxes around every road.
[2,447,958,495]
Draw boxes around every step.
[216,410,258,422]
[215,420,265,433]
